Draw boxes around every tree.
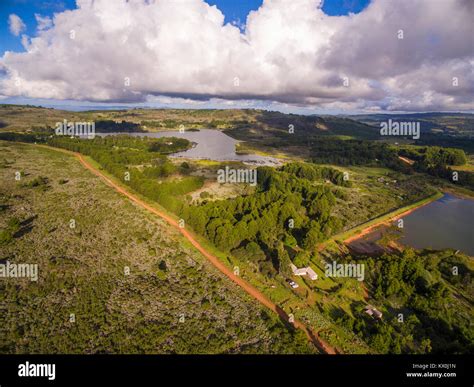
[303,223,323,250]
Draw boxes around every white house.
[373,309,383,319]
[305,267,318,280]
[290,264,318,280]
[364,305,383,320]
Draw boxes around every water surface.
[399,194,474,255]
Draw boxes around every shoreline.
[343,193,443,244]
[442,187,474,200]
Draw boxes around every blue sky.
[0,0,75,54]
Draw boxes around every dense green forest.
[309,138,408,170]
[399,146,467,166]
[399,146,474,189]
[417,133,474,154]
[94,120,144,133]
[334,249,473,354]
[183,163,348,277]
[0,132,44,143]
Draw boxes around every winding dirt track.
[39,145,336,354]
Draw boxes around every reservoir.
[97,129,280,165]
[399,193,474,255]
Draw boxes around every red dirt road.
[40,145,336,354]
[398,156,415,165]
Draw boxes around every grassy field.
[0,141,314,354]
[1,105,472,355]
[52,144,373,354]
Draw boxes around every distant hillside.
[0,104,378,140]
[4,104,472,153]
[347,112,474,153]
[347,112,474,137]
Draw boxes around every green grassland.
[0,141,313,354]
[1,105,472,355]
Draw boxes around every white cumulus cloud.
[35,14,53,31]
[8,14,26,36]
[0,0,473,112]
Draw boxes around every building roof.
[364,306,383,319]
[373,309,383,318]
[306,267,318,279]
[290,264,318,280]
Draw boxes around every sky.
[0,0,472,114]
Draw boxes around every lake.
[399,193,474,255]
[97,129,281,165]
